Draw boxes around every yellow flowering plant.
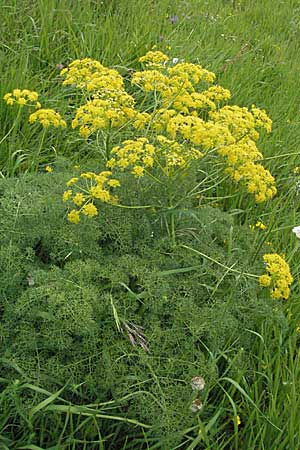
[56,51,295,302]
[3,50,276,197]
[57,51,277,249]
[1,50,296,447]
[259,253,293,300]
[2,87,66,173]
[3,51,278,250]
[2,89,42,174]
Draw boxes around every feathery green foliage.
[1,0,300,448]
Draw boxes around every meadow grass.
[1,0,300,448]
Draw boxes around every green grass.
[1,0,300,448]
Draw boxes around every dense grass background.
[1,0,300,448]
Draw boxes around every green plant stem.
[168,189,176,247]
[105,122,112,161]
[180,244,258,278]
[114,203,155,210]
[0,109,21,146]
[144,169,164,185]
[5,106,22,175]
[33,128,47,172]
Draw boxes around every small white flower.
[292,226,300,238]
[172,57,179,65]
[191,376,205,391]
[190,399,203,413]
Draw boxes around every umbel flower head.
[138,50,170,68]
[259,253,293,300]
[60,58,124,92]
[71,97,148,138]
[3,89,41,108]
[63,170,120,224]
[107,138,156,177]
[29,109,66,128]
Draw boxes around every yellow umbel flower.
[29,109,66,128]
[66,177,79,187]
[209,105,260,141]
[107,135,204,181]
[225,161,276,203]
[107,179,121,187]
[73,192,85,206]
[259,274,271,287]
[259,253,293,300]
[71,95,144,137]
[156,135,203,172]
[64,170,120,224]
[108,138,155,176]
[131,165,145,177]
[164,114,234,149]
[63,190,72,202]
[58,53,278,226]
[132,70,170,93]
[139,50,170,68]
[251,104,272,133]
[82,203,98,217]
[3,89,40,107]
[68,209,80,224]
[255,221,266,230]
[60,58,124,92]
[167,62,216,85]
[132,59,218,114]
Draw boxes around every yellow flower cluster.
[93,88,135,106]
[142,96,275,203]
[209,105,272,140]
[162,85,231,114]
[64,170,120,223]
[138,50,170,67]
[56,51,277,207]
[205,85,232,102]
[167,62,216,85]
[29,109,66,128]
[132,52,276,203]
[71,97,149,137]
[225,162,276,202]
[132,69,169,91]
[163,114,235,149]
[106,135,203,179]
[60,58,124,92]
[259,253,293,300]
[207,104,276,202]
[251,105,272,133]
[132,53,218,114]
[156,135,203,172]
[151,108,177,133]
[249,221,267,231]
[107,138,155,177]
[3,89,41,108]
[61,58,151,137]
[256,221,267,230]
[216,137,276,202]
[218,139,263,166]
